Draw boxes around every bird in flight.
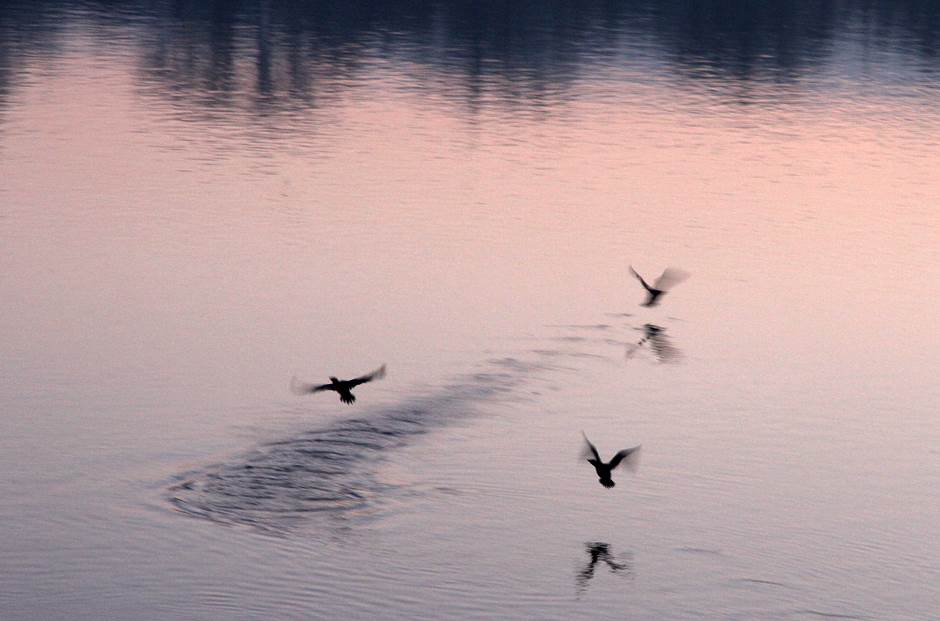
[290,364,386,404]
[581,432,641,488]
[629,266,689,307]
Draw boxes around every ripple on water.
[795,611,870,621]
[167,357,555,532]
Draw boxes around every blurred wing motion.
[653,267,689,291]
[290,376,332,395]
[581,432,602,463]
[629,266,654,292]
[347,364,386,388]
[608,445,642,473]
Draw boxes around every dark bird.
[576,542,631,594]
[629,266,689,307]
[582,432,641,489]
[290,364,386,404]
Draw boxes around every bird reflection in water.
[625,323,681,364]
[577,542,632,595]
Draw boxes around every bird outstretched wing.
[581,432,602,463]
[629,266,654,292]
[347,364,386,388]
[608,445,642,473]
[290,376,334,395]
[653,267,689,291]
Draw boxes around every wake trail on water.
[165,319,675,531]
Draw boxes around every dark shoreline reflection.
[576,542,632,596]
[3,1,940,118]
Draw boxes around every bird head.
[329,376,339,383]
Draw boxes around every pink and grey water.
[1,2,939,619]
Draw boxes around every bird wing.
[653,267,689,291]
[608,445,641,472]
[629,266,654,292]
[290,376,334,395]
[346,364,387,388]
[581,432,602,463]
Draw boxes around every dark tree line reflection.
[2,0,940,115]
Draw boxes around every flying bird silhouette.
[581,432,641,488]
[629,266,689,307]
[290,364,386,404]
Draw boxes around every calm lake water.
[2,2,940,619]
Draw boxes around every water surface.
[2,2,939,619]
